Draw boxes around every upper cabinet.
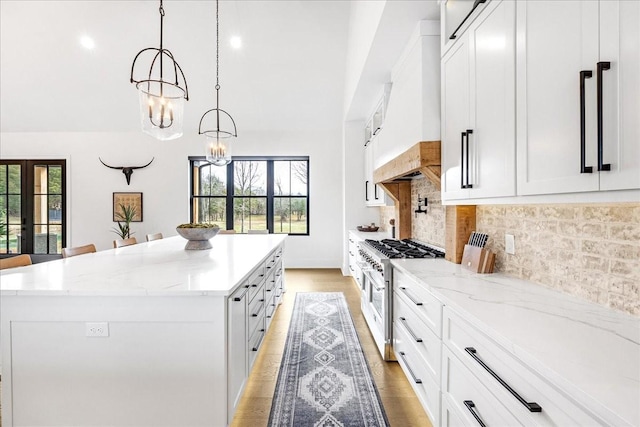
[364,92,391,207]
[441,0,516,201]
[441,0,491,56]
[516,0,640,195]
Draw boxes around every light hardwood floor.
[231,268,432,427]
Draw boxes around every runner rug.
[268,292,389,427]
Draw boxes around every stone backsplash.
[476,203,640,316]
[379,178,640,316]
[377,177,446,248]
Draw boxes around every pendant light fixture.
[199,0,237,166]
[130,0,189,141]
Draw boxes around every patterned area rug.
[268,292,389,427]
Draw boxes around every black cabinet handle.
[580,70,594,173]
[398,351,422,384]
[460,131,466,189]
[233,285,250,301]
[596,61,611,171]
[465,347,542,412]
[365,180,369,201]
[399,287,423,306]
[374,183,379,200]
[464,401,487,427]
[449,0,487,40]
[399,317,422,342]
[464,129,474,188]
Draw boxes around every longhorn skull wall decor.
[99,158,154,185]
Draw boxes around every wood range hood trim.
[372,141,441,241]
[372,141,441,187]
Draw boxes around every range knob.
[376,265,383,272]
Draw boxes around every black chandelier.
[198,0,238,166]
[130,0,189,141]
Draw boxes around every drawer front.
[393,294,441,383]
[394,330,441,426]
[394,269,443,338]
[442,345,523,427]
[441,393,472,427]
[247,266,266,303]
[248,294,265,337]
[248,325,266,370]
[443,307,606,426]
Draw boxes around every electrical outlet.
[86,322,109,337]
[505,234,515,255]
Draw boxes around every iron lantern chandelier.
[199,0,238,166]
[130,0,189,141]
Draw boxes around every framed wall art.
[113,192,143,222]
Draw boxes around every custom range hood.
[373,141,441,240]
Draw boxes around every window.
[0,160,66,258]
[190,157,309,235]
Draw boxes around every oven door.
[369,272,385,321]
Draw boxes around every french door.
[0,160,66,258]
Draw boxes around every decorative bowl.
[357,225,379,232]
[176,224,220,250]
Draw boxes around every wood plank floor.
[231,268,432,427]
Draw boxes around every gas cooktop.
[364,238,445,259]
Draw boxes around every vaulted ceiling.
[1,0,439,135]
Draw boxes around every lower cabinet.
[392,271,611,427]
[227,243,284,424]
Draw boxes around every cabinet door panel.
[599,0,640,191]
[442,38,471,200]
[516,0,600,195]
[468,0,516,198]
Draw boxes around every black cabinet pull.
[449,0,487,40]
[399,317,422,342]
[460,131,466,189]
[465,347,542,412]
[399,287,423,306]
[365,180,369,201]
[596,61,611,172]
[374,183,379,200]
[398,351,422,384]
[464,401,487,427]
[580,70,594,173]
[464,129,474,188]
[233,285,250,301]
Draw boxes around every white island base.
[0,235,286,426]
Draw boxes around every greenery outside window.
[190,156,309,235]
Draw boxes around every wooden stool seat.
[62,244,97,258]
[113,237,137,248]
[0,254,33,270]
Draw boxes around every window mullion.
[267,161,274,233]
[226,162,234,231]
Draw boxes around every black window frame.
[189,156,310,236]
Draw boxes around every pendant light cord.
[159,0,165,95]
[216,0,220,132]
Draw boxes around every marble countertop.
[0,235,286,297]
[391,259,640,426]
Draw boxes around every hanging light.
[130,0,189,141]
[199,0,237,166]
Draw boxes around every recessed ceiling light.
[80,35,95,50]
[230,36,242,49]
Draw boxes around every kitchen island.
[0,234,286,426]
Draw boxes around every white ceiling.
[0,0,439,135]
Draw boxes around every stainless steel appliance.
[357,238,445,360]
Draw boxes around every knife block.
[461,244,495,274]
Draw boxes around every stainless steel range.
[357,238,445,361]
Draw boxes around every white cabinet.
[227,283,249,421]
[441,0,516,201]
[364,129,391,206]
[516,0,640,195]
[393,269,444,426]
[347,232,363,287]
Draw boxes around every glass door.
[0,160,66,259]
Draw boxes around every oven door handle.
[399,287,423,306]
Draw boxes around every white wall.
[0,129,343,268]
